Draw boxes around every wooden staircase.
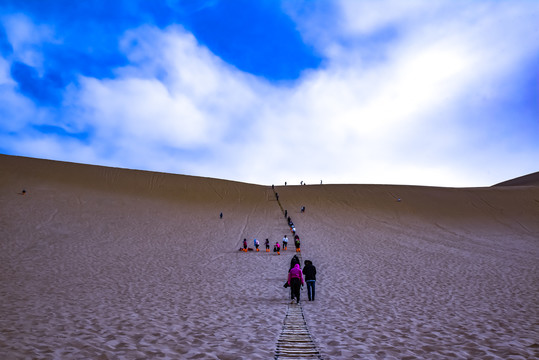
[274,299,322,359]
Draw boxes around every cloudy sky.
[1,0,538,187]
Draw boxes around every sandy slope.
[494,171,539,187]
[1,155,538,359]
[277,184,538,359]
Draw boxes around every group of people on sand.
[240,236,300,255]
[285,255,317,303]
[240,238,268,252]
[240,237,289,254]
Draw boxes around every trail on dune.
[272,187,323,359]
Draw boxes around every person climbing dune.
[303,260,316,301]
[289,255,300,270]
[287,263,304,304]
[286,255,301,299]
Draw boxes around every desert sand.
[1,154,538,359]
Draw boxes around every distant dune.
[493,171,539,187]
[1,154,538,359]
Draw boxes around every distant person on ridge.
[243,238,248,252]
[254,238,260,252]
[282,235,288,250]
[287,263,304,304]
[265,238,270,252]
[303,260,317,301]
[220,212,223,219]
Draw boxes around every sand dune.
[494,171,539,187]
[1,155,538,359]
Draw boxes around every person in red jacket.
[287,264,304,303]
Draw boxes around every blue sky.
[1,0,538,187]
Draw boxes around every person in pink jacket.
[287,264,304,303]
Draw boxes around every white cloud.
[4,3,538,187]
[0,55,52,133]
[0,57,15,85]
[265,0,539,186]
[75,26,262,143]
[61,25,272,176]
[70,4,539,186]
[77,76,211,146]
[1,13,57,70]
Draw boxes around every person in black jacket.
[303,260,317,301]
[290,255,300,270]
